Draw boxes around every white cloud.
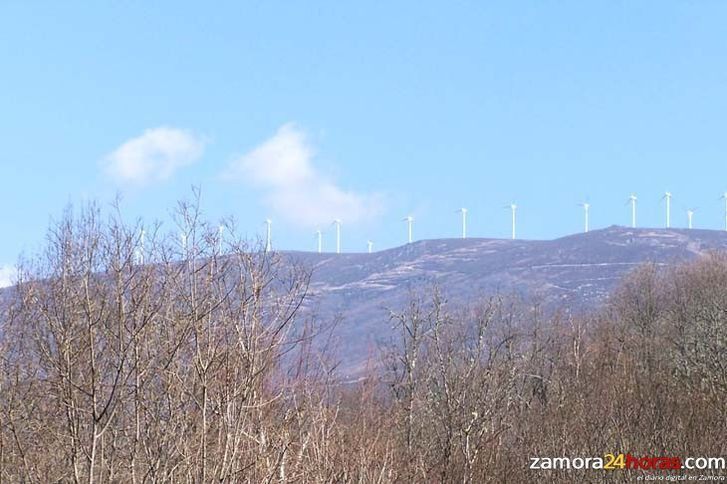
[224,124,383,227]
[104,127,206,185]
[0,265,17,288]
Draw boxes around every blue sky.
[1,1,727,282]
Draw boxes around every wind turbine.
[456,208,468,239]
[332,219,342,254]
[579,202,590,233]
[137,229,146,265]
[181,232,187,253]
[367,240,374,253]
[662,192,672,228]
[721,193,727,231]
[626,194,637,228]
[505,203,517,239]
[315,229,322,254]
[686,208,696,229]
[264,219,272,253]
[403,216,414,244]
[218,225,225,252]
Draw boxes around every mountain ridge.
[282,225,727,375]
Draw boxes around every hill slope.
[283,225,727,375]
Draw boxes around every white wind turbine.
[662,192,673,228]
[579,202,590,233]
[403,215,414,244]
[218,225,225,252]
[686,208,696,229]
[264,219,272,253]
[456,208,468,239]
[367,240,374,253]
[315,229,322,254]
[721,193,727,231]
[332,219,342,254]
[505,203,517,239]
[137,229,146,264]
[627,194,637,228]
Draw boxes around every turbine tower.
[367,240,374,253]
[138,229,146,264]
[218,225,225,252]
[627,194,637,228]
[580,202,590,233]
[332,219,342,254]
[457,208,468,239]
[721,192,727,231]
[264,219,272,253]
[506,203,517,240]
[686,208,695,229]
[403,216,414,244]
[662,192,672,228]
[315,229,322,254]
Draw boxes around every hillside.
[283,225,727,375]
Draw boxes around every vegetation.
[0,201,725,482]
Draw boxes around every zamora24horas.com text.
[530,454,726,477]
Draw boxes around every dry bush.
[0,198,331,483]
